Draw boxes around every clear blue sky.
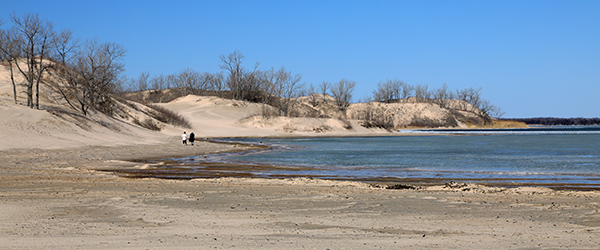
[2,0,599,118]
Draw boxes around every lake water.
[210,126,600,189]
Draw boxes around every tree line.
[0,13,125,115]
[369,79,504,118]
[508,117,600,126]
[125,50,357,117]
[2,13,502,121]
[128,50,502,119]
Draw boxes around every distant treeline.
[509,117,600,126]
[1,13,503,120]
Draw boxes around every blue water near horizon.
[204,126,600,189]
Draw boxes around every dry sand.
[2,140,600,249]
[2,67,600,249]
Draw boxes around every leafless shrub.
[361,118,394,130]
[359,105,395,130]
[408,114,458,128]
[120,99,142,112]
[307,86,319,107]
[282,123,296,133]
[261,104,279,118]
[146,104,191,129]
[386,184,416,190]
[133,118,162,131]
[302,105,322,118]
[353,104,395,130]
[313,125,332,133]
[338,118,353,130]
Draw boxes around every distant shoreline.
[508,117,600,126]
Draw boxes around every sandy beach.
[2,138,600,249]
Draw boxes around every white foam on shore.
[399,127,600,135]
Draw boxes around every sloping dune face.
[0,60,508,151]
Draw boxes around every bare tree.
[150,74,166,91]
[61,39,126,115]
[10,13,56,109]
[207,72,225,97]
[414,83,431,102]
[135,72,150,92]
[219,50,265,102]
[478,99,504,118]
[306,84,319,107]
[259,67,276,104]
[0,27,21,104]
[238,63,263,102]
[319,81,330,103]
[433,83,454,108]
[164,73,178,90]
[273,67,304,116]
[454,87,502,119]
[372,80,392,103]
[400,82,414,99]
[177,68,202,95]
[372,79,406,103]
[456,87,482,113]
[53,28,78,66]
[330,79,356,112]
[195,72,216,95]
[219,50,245,100]
[359,94,374,103]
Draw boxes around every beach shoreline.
[2,139,600,249]
[103,145,600,192]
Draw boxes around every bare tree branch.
[10,13,56,109]
[330,79,355,113]
[53,28,79,66]
[62,39,126,115]
[0,27,22,104]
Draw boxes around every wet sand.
[101,140,600,191]
[2,139,600,249]
[103,160,600,191]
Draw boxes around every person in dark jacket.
[189,132,195,146]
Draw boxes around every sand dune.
[0,59,523,151]
[1,62,396,151]
[2,63,597,249]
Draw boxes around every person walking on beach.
[189,132,195,146]
[182,131,187,145]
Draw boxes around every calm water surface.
[213,126,600,189]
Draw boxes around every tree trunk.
[7,60,18,104]
[35,79,39,109]
[27,83,33,108]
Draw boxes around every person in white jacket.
[181,131,187,145]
